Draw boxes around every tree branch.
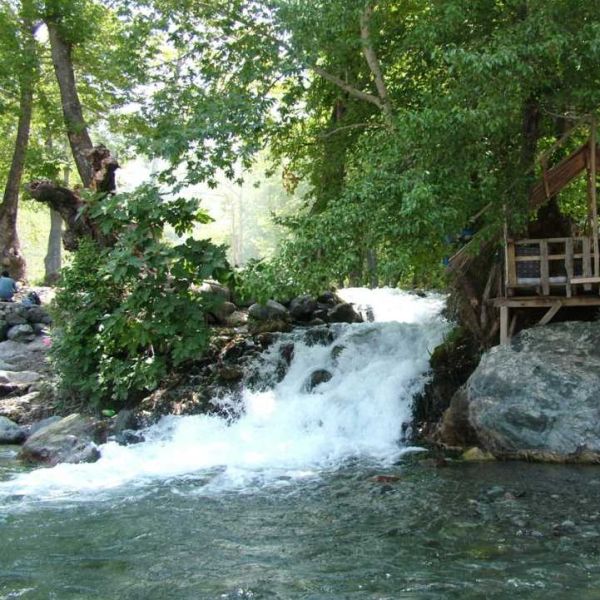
[311,66,383,109]
[359,1,393,123]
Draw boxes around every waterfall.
[0,288,447,500]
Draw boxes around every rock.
[327,302,361,324]
[18,413,107,466]
[307,318,326,327]
[211,301,237,324]
[248,318,292,335]
[0,416,26,444]
[218,365,244,382]
[200,280,231,301]
[27,416,63,437]
[304,369,333,391]
[7,324,35,342]
[289,295,317,322]
[461,447,496,461]
[437,386,479,447]
[0,370,41,386]
[279,342,295,365]
[317,291,340,306]
[25,306,52,325]
[112,409,140,434]
[466,322,600,462]
[0,391,52,424]
[6,308,27,326]
[248,300,289,321]
[304,326,335,347]
[113,429,145,446]
[224,310,248,327]
[331,344,345,364]
[0,320,8,341]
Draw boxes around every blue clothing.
[0,276,17,301]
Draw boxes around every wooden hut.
[494,119,600,343]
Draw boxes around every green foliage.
[51,185,229,408]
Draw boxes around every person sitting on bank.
[0,271,18,302]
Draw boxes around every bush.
[51,185,229,409]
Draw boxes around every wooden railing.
[505,237,600,297]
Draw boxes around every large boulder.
[18,413,107,466]
[327,302,362,324]
[289,295,317,322]
[462,322,600,462]
[248,300,289,321]
[0,416,26,444]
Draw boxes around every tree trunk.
[46,21,94,187]
[44,167,68,285]
[0,21,36,280]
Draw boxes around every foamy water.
[0,289,447,500]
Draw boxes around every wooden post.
[540,240,550,295]
[500,306,509,344]
[565,237,573,297]
[591,117,599,280]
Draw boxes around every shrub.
[51,185,229,409]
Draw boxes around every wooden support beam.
[500,306,509,345]
[493,295,600,308]
[539,302,562,326]
[565,237,574,298]
[540,240,550,295]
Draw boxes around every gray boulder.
[27,416,63,438]
[304,369,333,392]
[18,413,107,466]
[289,295,317,322]
[327,303,362,324]
[7,324,35,343]
[0,416,26,444]
[465,322,600,462]
[248,300,289,321]
[25,306,52,325]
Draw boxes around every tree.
[0,2,39,279]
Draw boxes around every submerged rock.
[305,369,333,391]
[461,322,600,462]
[18,413,107,466]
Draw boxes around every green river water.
[2,446,600,599]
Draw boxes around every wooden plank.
[569,276,600,284]
[493,296,600,308]
[565,237,574,298]
[591,119,599,279]
[500,306,509,345]
[538,302,562,326]
[540,240,550,295]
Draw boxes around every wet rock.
[113,429,145,446]
[437,386,479,447]
[18,413,107,466]
[112,409,140,434]
[289,295,317,322]
[327,302,361,324]
[248,318,292,335]
[0,416,26,444]
[248,300,289,321]
[279,342,295,365]
[370,475,401,483]
[307,318,326,327]
[305,369,333,391]
[461,447,496,462]
[304,326,335,347]
[27,416,62,437]
[218,365,244,382]
[331,344,345,364]
[317,291,340,306]
[467,322,600,462]
[7,324,35,343]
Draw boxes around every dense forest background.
[1,0,599,404]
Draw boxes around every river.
[1,289,600,599]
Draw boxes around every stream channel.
[1,289,600,599]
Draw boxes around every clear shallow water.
[1,289,599,598]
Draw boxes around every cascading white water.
[0,288,447,500]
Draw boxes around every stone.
[199,280,231,301]
[461,447,496,461]
[0,370,41,386]
[317,291,340,306]
[25,306,52,325]
[248,300,289,321]
[6,324,35,343]
[465,322,600,462]
[27,416,63,437]
[279,342,295,365]
[113,429,145,446]
[0,320,8,341]
[304,369,333,391]
[289,295,317,322]
[211,301,237,324]
[6,308,27,326]
[218,365,244,381]
[327,302,362,324]
[0,416,26,444]
[437,386,479,447]
[0,391,51,425]
[247,318,292,335]
[112,409,140,434]
[18,413,107,466]
[225,311,248,327]
[304,326,335,347]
